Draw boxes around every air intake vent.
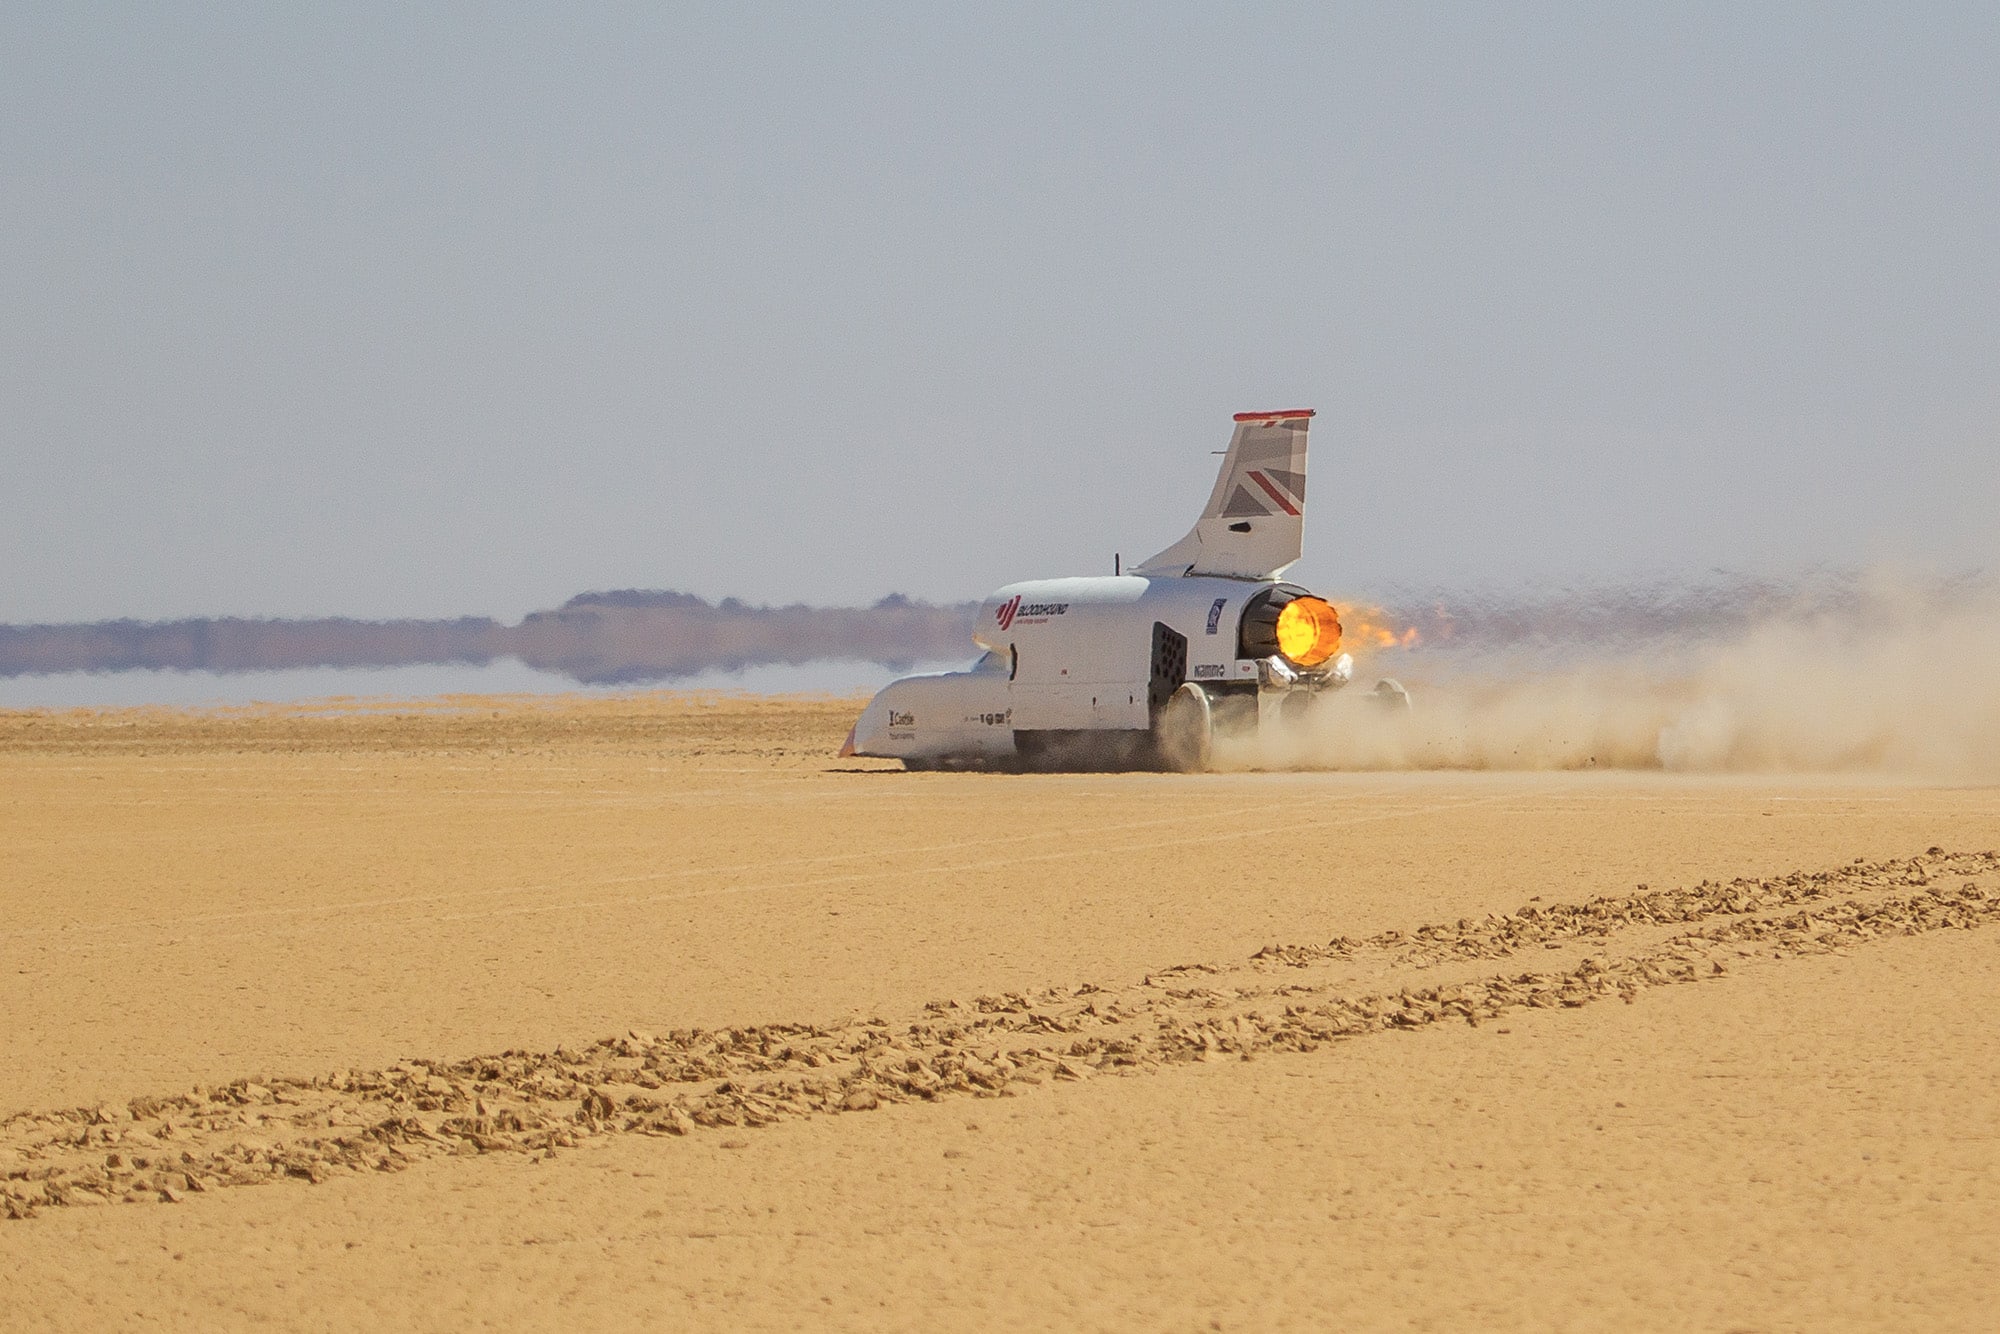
[1149,622,1188,716]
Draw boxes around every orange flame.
[1333,602,1422,651]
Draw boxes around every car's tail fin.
[1132,409,1312,579]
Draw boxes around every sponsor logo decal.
[1191,663,1226,679]
[997,595,1069,630]
[973,710,1012,726]
[1205,597,1227,634]
[887,709,916,728]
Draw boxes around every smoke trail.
[1226,569,2000,780]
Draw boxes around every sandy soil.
[2,694,1996,1330]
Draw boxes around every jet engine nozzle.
[1239,588,1343,669]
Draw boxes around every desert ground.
[2,693,1997,1330]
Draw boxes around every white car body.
[842,409,1400,770]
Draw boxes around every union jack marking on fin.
[1246,469,1302,516]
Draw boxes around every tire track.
[3,848,1993,1221]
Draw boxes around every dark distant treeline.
[0,591,982,684]
[16,570,1981,683]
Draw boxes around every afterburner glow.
[1275,597,1343,667]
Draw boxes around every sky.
[3,4,1996,623]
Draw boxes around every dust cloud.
[1235,571,2000,780]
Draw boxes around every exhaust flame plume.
[1332,602,1422,651]
[1275,596,1343,667]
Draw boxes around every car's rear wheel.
[1154,682,1214,773]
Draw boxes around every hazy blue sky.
[3,4,1995,622]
